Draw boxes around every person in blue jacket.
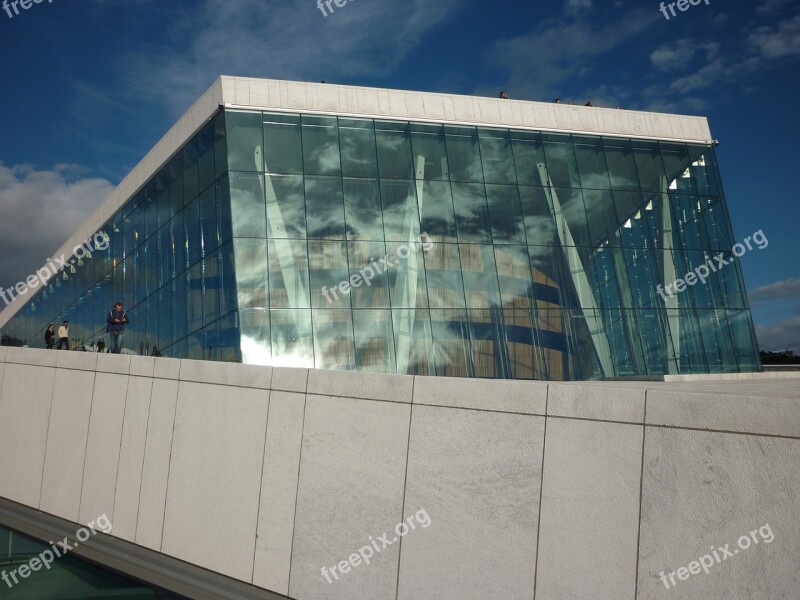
[106,302,129,354]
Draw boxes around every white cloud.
[489,8,660,100]
[750,277,800,302]
[112,0,463,116]
[756,0,795,17]
[650,40,719,73]
[748,15,800,59]
[564,0,592,16]
[0,164,113,292]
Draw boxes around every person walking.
[57,321,69,350]
[106,302,129,354]
[45,323,55,349]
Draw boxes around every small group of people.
[554,98,622,109]
[44,302,129,354]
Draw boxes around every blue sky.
[0,0,798,350]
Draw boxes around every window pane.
[309,240,350,308]
[197,120,216,192]
[478,128,516,184]
[411,123,449,180]
[263,112,303,174]
[354,309,396,372]
[226,110,263,172]
[305,176,345,239]
[573,135,611,190]
[234,239,268,309]
[445,126,483,183]
[270,309,314,367]
[486,184,525,243]
[340,118,378,178]
[380,179,419,242]
[604,138,641,191]
[344,178,384,241]
[312,309,355,370]
[419,180,457,242]
[268,238,310,308]
[302,115,341,176]
[452,182,491,243]
[229,172,267,238]
[542,133,581,189]
[266,174,306,239]
[376,121,414,179]
[183,136,199,204]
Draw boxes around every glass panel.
[380,179,419,242]
[512,130,546,186]
[214,109,227,180]
[340,118,378,178]
[197,119,216,192]
[486,184,525,244]
[452,182,491,243]
[305,176,345,239]
[270,308,314,367]
[199,186,218,255]
[376,120,414,179]
[519,185,557,247]
[312,309,355,370]
[240,308,271,365]
[347,240,390,309]
[632,140,667,193]
[187,260,204,334]
[229,171,267,238]
[302,114,341,176]
[604,138,641,191]
[429,308,471,376]
[459,244,501,309]
[344,178,384,241]
[309,240,350,308]
[495,245,534,309]
[542,133,581,189]
[267,238,310,308]
[183,135,199,204]
[169,152,184,218]
[233,239,268,309]
[262,112,303,174]
[354,309,396,372]
[419,180,457,243]
[410,123,449,180]
[573,135,611,190]
[226,110,263,172]
[424,242,465,309]
[478,128,516,184]
[217,240,237,317]
[445,126,484,183]
[265,174,306,239]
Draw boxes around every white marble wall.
[0,347,798,600]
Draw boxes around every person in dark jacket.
[45,323,55,349]
[106,302,129,354]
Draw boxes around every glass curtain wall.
[223,109,760,378]
[1,106,761,379]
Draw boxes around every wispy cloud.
[488,8,660,101]
[750,277,800,302]
[110,0,463,116]
[748,14,800,59]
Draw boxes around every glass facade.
[0,107,761,380]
